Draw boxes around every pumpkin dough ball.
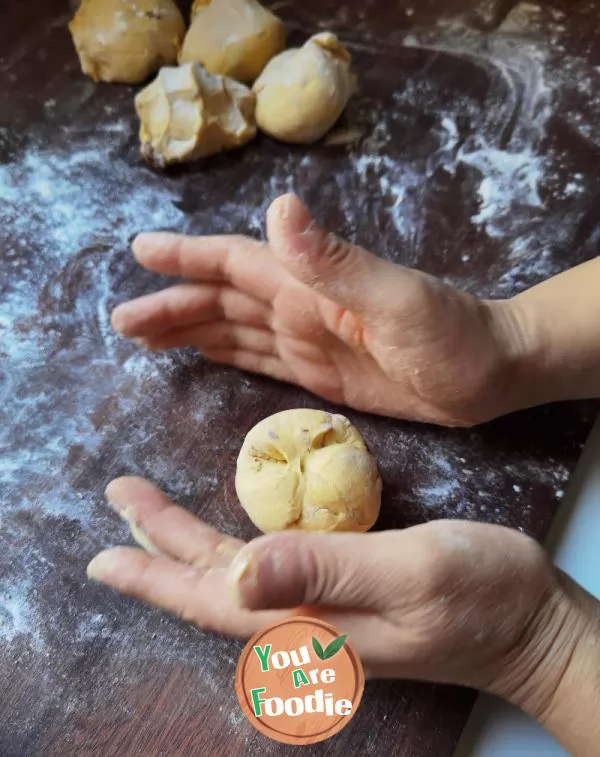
[236,409,382,534]
[135,63,257,168]
[69,0,185,84]
[180,0,286,84]
[253,32,355,144]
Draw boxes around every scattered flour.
[0,125,245,661]
[1,1,598,711]
[0,577,34,643]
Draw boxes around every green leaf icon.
[311,636,325,660]
[323,634,347,660]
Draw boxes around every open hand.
[87,477,582,706]
[112,194,526,426]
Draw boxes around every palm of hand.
[95,196,562,704]
[113,194,515,426]
[88,477,558,697]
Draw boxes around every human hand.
[111,194,526,427]
[86,478,591,710]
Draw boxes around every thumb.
[227,531,396,612]
[266,193,406,315]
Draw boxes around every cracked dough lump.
[135,63,256,167]
[236,409,382,533]
[69,0,185,84]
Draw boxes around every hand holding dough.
[180,0,286,83]
[236,409,381,533]
[69,0,185,84]
[135,63,257,168]
[253,32,355,144]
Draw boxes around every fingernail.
[280,196,319,244]
[128,521,161,556]
[110,306,128,332]
[227,552,259,606]
[104,483,126,513]
[87,551,118,581]
[279,193,293,221]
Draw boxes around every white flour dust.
[0,128,226,652]
[328,6,600,294]
[0,133,185,497]
[2,4,598,658]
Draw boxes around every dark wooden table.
[1,1,599,755]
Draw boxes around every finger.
[105,477,243,568]
[112,284,272,338]
[88,541,395,663]
[131,232,285,304]
[266,194,414,316]
[202,348,297,384]
[140,322,277,356]
[227,531,402,612]
[87,547,385,647]
[87,547,282,637]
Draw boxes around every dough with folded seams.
[236,409,381,533]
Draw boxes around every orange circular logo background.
[235,616,364,745]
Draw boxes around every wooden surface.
[1,1,599,755]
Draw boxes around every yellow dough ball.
[69,0,185,84]
[253,32,355,144]
[236,409,382,534]
[179,0,286,84]
[135,63,257,168]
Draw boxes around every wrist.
[479,297,544,419]
[503,258,600,409]
[492,569,600,755]
[526,573,600,756]
[483,291,580,417]
[504,293,565,410]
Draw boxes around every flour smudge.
[1,4,599,743]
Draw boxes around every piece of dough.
[236,409,381,533]
[179,0,286,84]
[252,32,355,144]
[69,0,185,84]
[135,63,257,168]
